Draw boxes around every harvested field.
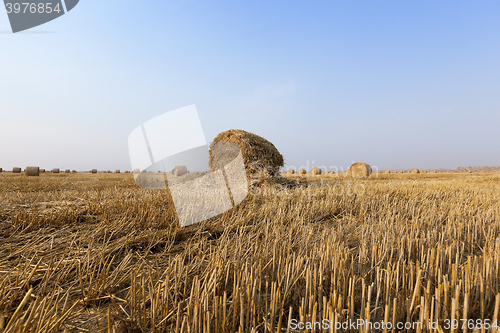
[0,172,499,331]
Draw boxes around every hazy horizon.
[2,1,499,172]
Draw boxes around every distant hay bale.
[25,166,40,177]
[115,170,120,173]
[52,168,60,174]
[40,169,45,173]
[311,167,322,176]
[411,168,420,174]
[349,162,372,178]
[385,170,390,174]
[65,169,70,173]
[287,169,295,174]
[125,171,130,173]
[398,170,403,174]
[421,170,427,174]
[91,169,97,174]
[0,168,2,173]
[210,129,284,186]
[13,167,21,173]
[172,166,188,177]
[299,169,306,175]
[431,170,436,173]
[72,170,77,173]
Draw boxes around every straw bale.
[349,162,372,178]
[13,167,21,174]
[172,166,188,177]
[311,167,322,176]
[25,166,39,176]
[210,129,284,186]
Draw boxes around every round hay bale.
[421,170,427,174]
[115,170,121,173]
[72,170,77,173]
[210,129,284,186]
[172,166,188,177]
[40,169,45,173]
[65,169,70,173]
[385,170,390,174]
[52,168,60,174]
[0,168,2,173]
[287,169,295,174]
[91,169,97,174]
[349,162,372,178]
[299,169,306,175]
[13,167,21,174]
[25,166,40,177]
[311,167,322,176]
[411,168,420,174]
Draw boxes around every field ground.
[0,172,499,332]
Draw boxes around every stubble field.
[0,171,499,332]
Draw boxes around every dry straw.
[13,167,21,173]
[210,129,284,187]
[25,166,39,177]
[349,162,372,178]
[411,168,420,174]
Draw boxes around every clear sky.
[1,0,499,172]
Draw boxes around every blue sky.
[1,0,499,171]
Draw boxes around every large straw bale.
[411,168,420,174]
[52,168,60,174]
[349,162,372,178]
[91,169,97,174]
[13,167,21,174]
[311,167,322,176]
[25,166,39,177]
[172,166,188,177]
[65,169,70,173]
[210,129,284,187]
